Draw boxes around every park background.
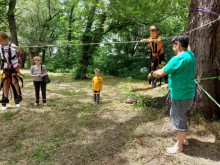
[0,0,219,164]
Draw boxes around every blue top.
[163,50,196,100]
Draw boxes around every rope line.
[183,16,220,36]
[17,16,220,48]
[195,76,220,81]
[18,41,142,48]
[195,80,220,109]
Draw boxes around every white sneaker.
[34,103,39,106]
[16,104,21,108]
[43,103,47,106]
[1,106,7,111]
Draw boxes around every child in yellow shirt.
[92,68,103,104]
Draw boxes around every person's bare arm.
[148,69,168,79]
[188,44,191,50]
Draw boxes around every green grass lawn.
[0,69,219,165]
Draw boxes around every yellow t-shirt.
[92,76,103,91]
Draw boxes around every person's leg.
[93,91,97,104]
[97,92,100,103]
[166,99,193,153]
[152,57,159,87]
[1,92,7,110]
[3,79,10,98]
[159,54,168,83]
[166,131,186,153]
[11,83,21,107]
[41,82,47,104]
[11,76,21,96]
[0,80,10,103]
[11,78,23,104]
[34,81,40,104]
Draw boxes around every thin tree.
[7,0,18,45]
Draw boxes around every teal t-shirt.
[163,50,196,100]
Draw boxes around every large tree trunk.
[188,0,220,119]
[7,0,18,45]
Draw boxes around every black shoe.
[15,95,22,103]
[0,97,9,104]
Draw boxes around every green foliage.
[1,111,17,120]
[2,0,190,80]
[126,92,161,108]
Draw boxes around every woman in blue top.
[148,35,196,154]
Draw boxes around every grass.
[0,69,219,165]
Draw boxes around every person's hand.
[154,38,162,43]
[140,39,149,43]
[12,45,17,49]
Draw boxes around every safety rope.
[17,13,220,48]
[194,77,220,109]
[195,76,220,81]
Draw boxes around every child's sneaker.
[1,106,7,111]
[15,95,22,103]
[43,103,47,106]
[34,103,39,106]
[0,97,9,104]
[16,104,21,108]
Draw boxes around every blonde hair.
[149,25,159,32]
[94,68,100,73]
[0,31,9,39]
[34,56,41,61]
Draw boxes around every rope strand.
[18,16,220,48]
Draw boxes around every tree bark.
[7,0,18,45]
[67,5,75,58]
[188,0,220,119]
[29,47,41,66]
[42,47,47,64]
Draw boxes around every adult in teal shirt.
[148,35,196,154]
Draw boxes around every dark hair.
[171,35,189,48]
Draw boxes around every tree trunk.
[67,4,76,64]
[29,47,41,66]
[7,0,18,45]
[42,47,47,64]
[77,3,107,79]
[188,0,220,119]
[20,51,26,68]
